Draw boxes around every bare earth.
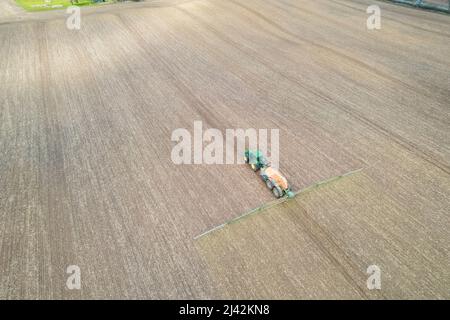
[0,0,449,299]
[0,0,25,21]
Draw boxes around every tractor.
[244,149,294,199]
[244,149,269,171]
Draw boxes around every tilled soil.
[0,0,449,298]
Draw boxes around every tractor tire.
[251,164,259,172]
[272,186,283,198]
[244,156,249,164]
[265,179,273,190]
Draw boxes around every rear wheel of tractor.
[244,156,249,164]
[265,179,273,190]
[251,164,258,172]
[273,187,283,198]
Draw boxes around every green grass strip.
[15,0,112,12]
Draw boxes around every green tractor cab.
[244,149,269,171]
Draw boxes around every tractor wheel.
[251,163,259,172]
[272,186,283,198]
[244,156,249,164]
[265,179,273,190]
